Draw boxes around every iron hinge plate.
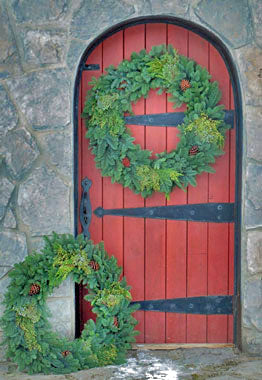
[130,295,234,315]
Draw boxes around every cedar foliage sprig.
[0,233,139,375]
[82,44,230,198]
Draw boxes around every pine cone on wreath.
[89,260,100,271]
[118,80,127,91]
[189,145,199,156]
[62,350,70,357]
[29,283,40,296]
[180,79,191,91]
[113,316,119,328]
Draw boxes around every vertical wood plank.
[166,24,188,343]
[187,31,209,343]
[228,85,235,342]
[81,46,103,243]
[123,24,146,343]
[102,32,124,269]
[208,46,230,343]
[145,23,167,343]
[207,45,230,343]
[80,45,103,327]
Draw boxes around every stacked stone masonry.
[0,0,261,357]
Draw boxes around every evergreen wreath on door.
[82,44,230,198]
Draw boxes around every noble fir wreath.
[0,233,139,374]
[82,44,230,198]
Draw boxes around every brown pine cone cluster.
[189,145,199,156]
[28,283,40,296]
[180,79,191,91]
[62,350,70,357]
[118,80,127,91]
[89,260,100,271]
[113,316,119,328]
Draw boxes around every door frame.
[73,15,243,348]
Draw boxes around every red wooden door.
[78,23,235,344]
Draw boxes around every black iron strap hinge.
[94,202,235,223]
[79,177,92,239]
[124,110,235,129]
[130,295,233,315]
[82,64,100,71]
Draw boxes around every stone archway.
[0,0,261,356]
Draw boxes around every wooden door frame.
[73,16,243,348]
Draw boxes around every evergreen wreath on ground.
[82,44,230,198]
[0,233,139,375]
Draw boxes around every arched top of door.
[74,15,242,121]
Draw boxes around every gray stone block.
[0,3,21,78]
[72,367,115,380]
[10,0,71,24]
[6,70,71,130]
[30,237,48,253]
[4,128,39,181]
[133,0,152,15]
[66,39,86,71]
[0,85,18,144]
[0,231,27,280]
[247,230,262,275]
[39,129,72,178]
[0,276,10,319]
[246,106,262,162]
[235,45,262,106]
[246,164,262,210]
[18,28,68,67]
[49,277,73,298]
[47,297,74,338]
[245,200,262,230]
[194,0,252,48]
[4,372,67,380]
[71,0,136,40]
[0,177,15,222]
[227,360,262,378]
[250,0,262,47]
[242,328,262,355]
[17,164,71,236]
[3,208,16,229]
[150,0,189,15]
[245,164,262,228]
[0,331,7,361]
[243,279,262,332]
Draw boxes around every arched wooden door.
[77,23,235,344]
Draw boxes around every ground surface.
[0,348,261,380]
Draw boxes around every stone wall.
[0,0,261,355]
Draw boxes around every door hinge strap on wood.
[124,110,235,129]
[130,295,233,315]
[79,177,92,239]
[83,64,100,71]
[94,202,235,223]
